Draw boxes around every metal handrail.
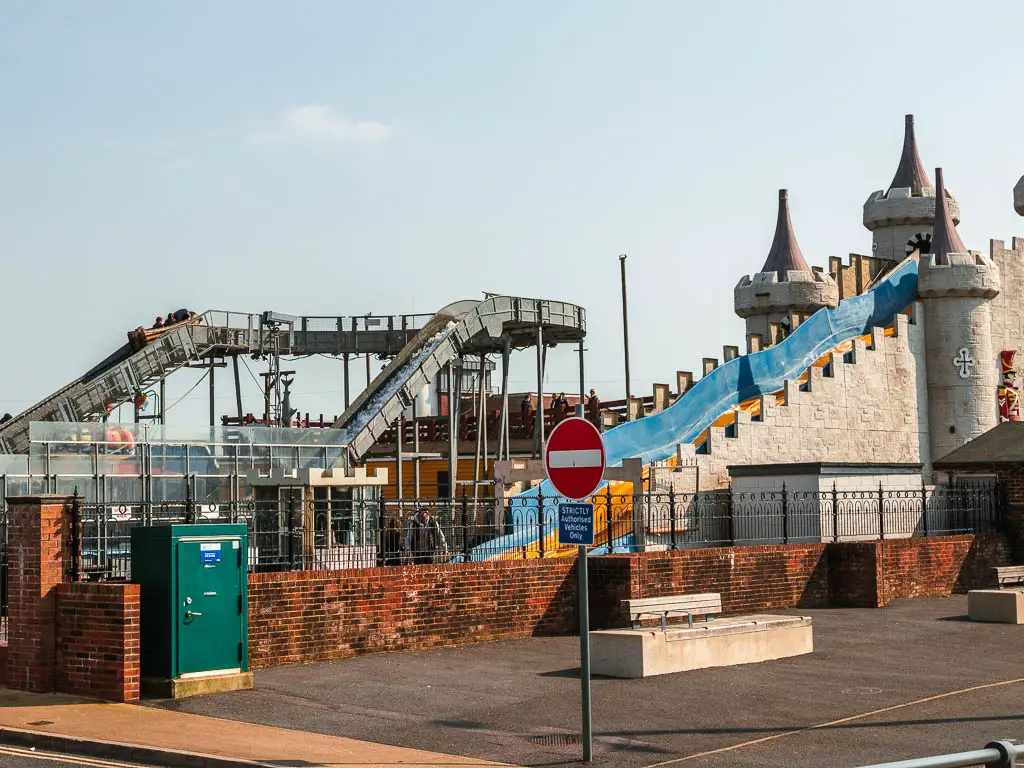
[856,740,1021,768]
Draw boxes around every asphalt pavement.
[151,595,1024,767]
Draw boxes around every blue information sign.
[200,542,222,564]
[558,503,595,546]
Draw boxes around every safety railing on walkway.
[856,739,1021,767]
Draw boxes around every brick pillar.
[5,495,74,693]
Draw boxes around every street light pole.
[619,254,632,421]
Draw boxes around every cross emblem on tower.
[953,347,975,379]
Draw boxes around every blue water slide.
[471,257,920,561]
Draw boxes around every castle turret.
[734,190,838,346]
[918,167,1000,461]
[864,115,961,262]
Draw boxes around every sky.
[3,0,1024,427]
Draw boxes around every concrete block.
[142,671,254,699]
[591,614,813,678]
[968,589,1024,624]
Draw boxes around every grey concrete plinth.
[592,614,813,679]
[967,589,1024,624]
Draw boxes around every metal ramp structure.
[331,296,586,461]
[0,298,586,458]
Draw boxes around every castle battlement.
[917,251,1001,299]
[734,268,839,319]
[863,188,960,230]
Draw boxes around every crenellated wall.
[668,313,930,490]
[989,237,1024,368]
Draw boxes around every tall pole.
[412,396,421,498]
[365,353,371,388]
[535,325,546,457]
[159,378,166,425]
[578,339,585,416]
[620,254,632,421]
[209,356,216,427]
[447,363,457,505]
[496,337,511,463]
[232,356,243,419]
[579,537,593,763]
[343,353,351,409]
[396,412,403,511]
[472,354,486,506]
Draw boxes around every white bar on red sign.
[547,449,603,469]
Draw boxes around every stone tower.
[918,167,1000,460]
[864,115,961,262]
[735,190,838,347]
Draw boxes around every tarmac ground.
[151,595,1024,767]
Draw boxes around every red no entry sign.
[545,417,606,501]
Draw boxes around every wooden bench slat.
[626,594,719,607]
[622,593,723,631]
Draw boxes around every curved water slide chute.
[472,254,921,561]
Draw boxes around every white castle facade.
[666,115,1024,489]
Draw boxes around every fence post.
[832,482,839,542]
[185,478,194,524]
[287,495,296,571]
[606,485,614,550]
[920,484,929,537]
[70,489,81,583]
[461,492,471,561]
[668,487,677,551]
[878,482,885,540]
[537,489,545,559]
[781,483,789,545]
[377,498,385,567]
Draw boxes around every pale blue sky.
[3,1,1024,424]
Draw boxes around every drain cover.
[528,733,582,747]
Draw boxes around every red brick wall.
[588,545,831,629]
[248,535,1010,669]
[875,534,1009,606]
[828,542,879,608]
[5,497,73,693]
[248,558,577,669]
[55,582,141,702]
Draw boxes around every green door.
[176,537,242,676]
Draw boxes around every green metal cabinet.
[131,524,248,681]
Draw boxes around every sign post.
[546,417,606,764]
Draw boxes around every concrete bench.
[593,614,814,678]
[969,589,1024,624]
[625,593,722,631]
[994,566,1024,588]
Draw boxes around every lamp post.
[619,254,632,421]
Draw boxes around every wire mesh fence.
[55,483,1003,583]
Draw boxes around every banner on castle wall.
[999,350,1020,422]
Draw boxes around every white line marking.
[640,677,1024,766]
[547,449,603,468]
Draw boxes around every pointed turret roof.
[760,189,810,278]
[888,114,933,196]
[930,167,967,264]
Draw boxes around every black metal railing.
[41,484,1003,582]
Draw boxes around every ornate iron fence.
[57,483,1003,582]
